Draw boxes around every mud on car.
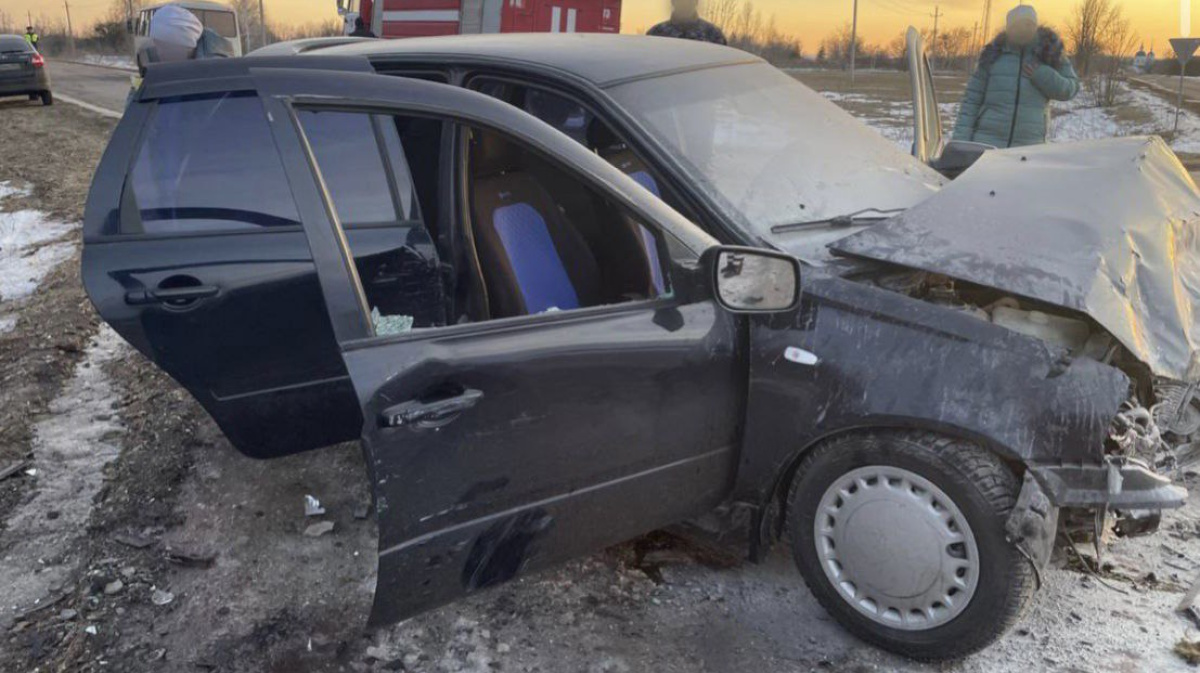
[83,34,1195,660]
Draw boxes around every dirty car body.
[0,35,51,105]
[83,35,1191,660]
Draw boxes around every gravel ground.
[4,80,1200,673]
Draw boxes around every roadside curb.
[53,93,123,120]
[52,58,138,74]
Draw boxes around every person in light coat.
[952,5,1080,148]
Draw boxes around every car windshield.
[609,62,942,261]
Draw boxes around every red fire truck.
[336,0,622,39]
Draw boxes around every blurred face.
[1007,16,1038,46]
[673,0,699,19]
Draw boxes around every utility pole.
[929,5,942,72]
[981,0,993,45]
[259,0,267,50]
[849,0,859,82]
[63,0,75,55]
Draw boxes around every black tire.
[40,91,53,106]
[786,431,1034,661]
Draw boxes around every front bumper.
[1029,457,1188,510]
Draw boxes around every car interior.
[298,108,672,330]
[461,127,669,322]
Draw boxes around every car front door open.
[251,68,746,626]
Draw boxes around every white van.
[132,1,242,66]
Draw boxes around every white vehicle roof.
[143,1,236,12]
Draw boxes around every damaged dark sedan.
[82,33,1195,661]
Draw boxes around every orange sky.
[4,0,1191,57]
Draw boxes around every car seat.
[469,130,601,318]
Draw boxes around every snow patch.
[0,204,76,307]
[0,326,127,627]
[1122,84,1200,153]
[78,53,136,71]
[1050,96,1123,142]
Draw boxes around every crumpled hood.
[832,136,1200,381]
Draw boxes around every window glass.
[0,37,33,52]
[129,93,301,235]
[297,109,443,335]
[297,110,413,225]
[197,10,238,38]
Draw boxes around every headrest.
[471,129,522,177]
[586,120,622,152]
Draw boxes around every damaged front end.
[828,137,1200,533]
[853,267,1189,528]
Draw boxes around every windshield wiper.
[770,207,905,234]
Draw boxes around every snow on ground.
[821,80,1200,155]
[0,326,126,628]
[1123,84,1200,153]
[0,180,77,332]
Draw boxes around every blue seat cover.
[629,171,666,295]
[492,202,580,313]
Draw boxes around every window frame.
[285,98,691,348]
[106,93,427,242]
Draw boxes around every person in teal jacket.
[952,5,1080,148]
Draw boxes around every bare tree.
[1066,0,1110,76]
[1089,4,1138,106]
[705,0,740,33]
[820,23,866,70]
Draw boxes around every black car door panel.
[352,303,742,624]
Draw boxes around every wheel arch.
[748,419,1027,561]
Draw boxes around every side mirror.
[707,246,801,313]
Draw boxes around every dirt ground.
[6,80,1200,673]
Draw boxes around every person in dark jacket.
[952,5,1079,148]
[647,0,727,45]
[349,17,376,38]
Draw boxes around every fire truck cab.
[337,0,621,39]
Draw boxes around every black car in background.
[0,35,51,106]
[82,36,1196,660]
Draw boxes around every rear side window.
[197,10,238,38]
[127,93,301,235]
[0,37,32,52]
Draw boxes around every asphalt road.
[1134,74,1200,107]
[42,59,132,116]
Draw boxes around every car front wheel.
[786,432,1035,661]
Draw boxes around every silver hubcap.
[814,465,979,631]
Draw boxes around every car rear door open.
[81,56,387,458]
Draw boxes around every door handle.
[380,389,484,428]
[125,285,219,306]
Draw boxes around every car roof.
[144,1,235,12]
[0,35,31,48]
[316,34,762,88]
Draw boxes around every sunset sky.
[4,0,1193,57]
